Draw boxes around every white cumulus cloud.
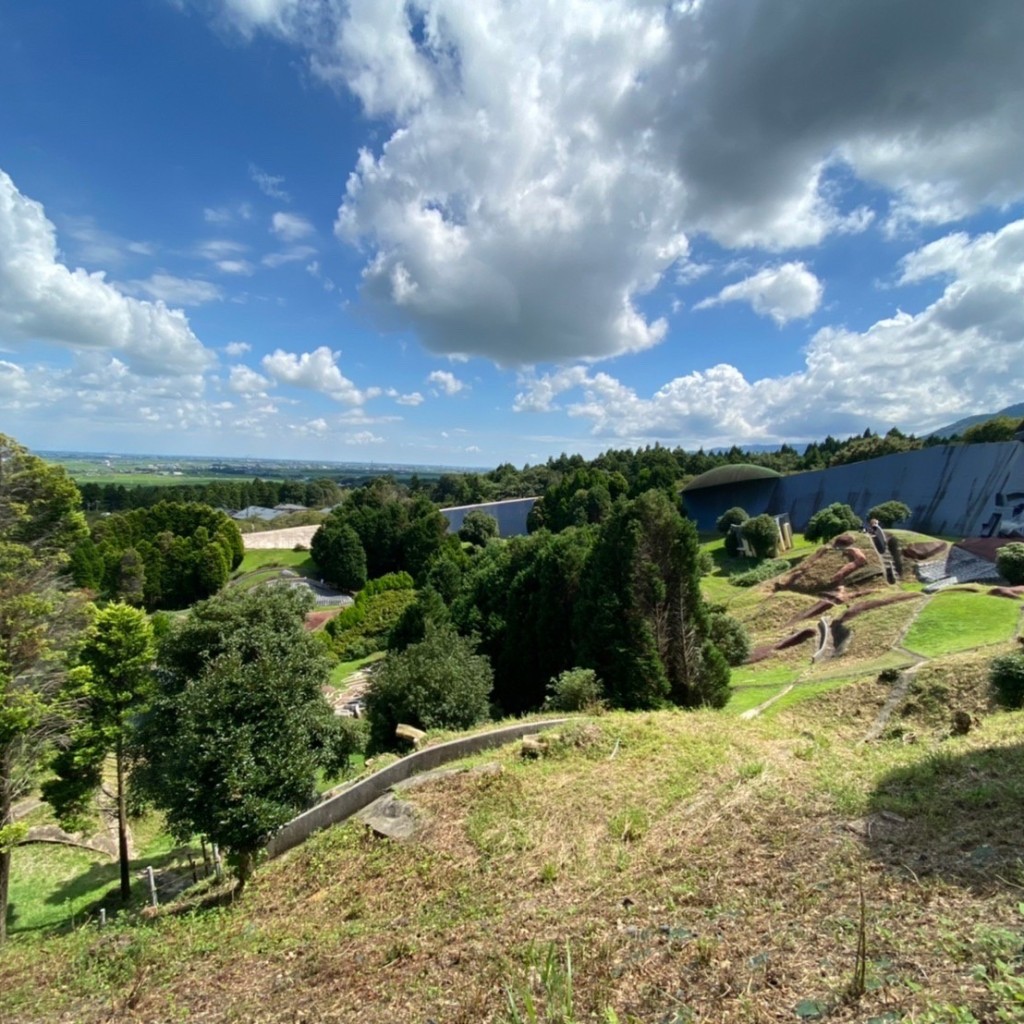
[262,345,371,404]
[694,263,823,325]
[271,211,314,241]
[515,218,1024,443]
[0,169,214,377]
[427,369,465,396]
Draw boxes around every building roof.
[682,464,782,492]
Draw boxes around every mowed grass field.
[903,590,1023,656]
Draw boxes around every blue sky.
[2,1,1023,468]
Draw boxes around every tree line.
[74,416,1022,520]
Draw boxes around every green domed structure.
[682,464,782,530]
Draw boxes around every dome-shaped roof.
[682,464,782,492]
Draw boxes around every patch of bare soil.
[777,542,875,595]
[837,591,921,622]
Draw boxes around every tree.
[458,510,499,547]
[715,507,749,534]
[961,416,1022,444]
[804,503,862,543]
[989,651,1024,708]
[131,588,349,887]
[708,611,751,667]
[311,518,367,591]
[996,543,1024,586]
[544,668,603,712]
[867,501,912,528]
[364,624,493,754]
[43,604,155,901]
[0,435,89,942]
[741,514,780,559]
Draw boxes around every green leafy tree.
[364,624,493,754]
[708,611,751,667]
[0,435,89,942]
[544,668,604,712]
[131,588,348,887]
[715,507,749,534]
[311,518,367,591]
[804,503,862,543]
[740,514,780,559]
[866,501,912,528]
[996,543,1024,586]
[961,416,1022,444]
[458,510,499,546]
[43,604,155,901]
[989,651,1024,708]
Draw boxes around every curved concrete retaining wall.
[265,718,568,859]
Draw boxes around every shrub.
[544,667,604,712]
[996,542,1024,586]
[459,510,499,546]
[741,514,780,558]
[697,548,714,576]
[730,558,789,587]
[328,587,417,659]
[364,624,493,753]
[867,501,912,528]
[989,651,1024,708]
[804,502,862,543]
[708,612,751,666]
[715,507,749,534]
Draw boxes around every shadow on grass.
[866,741,1024,893]
[8,846,211,936]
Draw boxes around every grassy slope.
[2,534,1024,1023]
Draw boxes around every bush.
[804,502,862,543]
[989,651,1024,708]
[364,624,493,753]
[996,542,1024,586]
[544,667,604,712]
[730,558,789,587]
[708,612,751,666]
[715,507,749,534]
[867,501,911,528]
[741,514,780,558]
[328,587,417,659]
[697,549,714,576]
[459,510,499,546]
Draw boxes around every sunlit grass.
[903,591,1022,657]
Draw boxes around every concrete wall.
[265,718,568,858]
[769,441,1024,535]
[440,497,539,538]
[683,442,1024,537]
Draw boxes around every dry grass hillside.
[2,530,1022,1024]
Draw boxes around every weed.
[608,807,649,843]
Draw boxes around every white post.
[147,866,158,907]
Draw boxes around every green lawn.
[329,651,386,687]
[903,591,1023,657]
[7,814,182,935]
[234,550,318,577]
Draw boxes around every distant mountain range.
[928,402,1024,439]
